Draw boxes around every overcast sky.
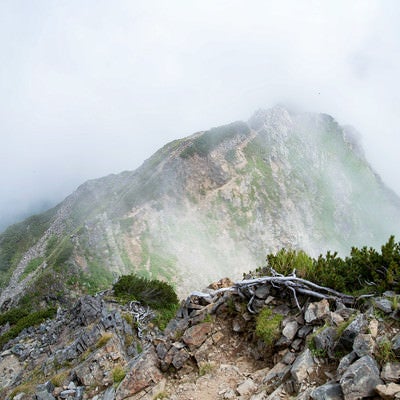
[1,0,400,230]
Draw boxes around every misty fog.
[1,1,399,231]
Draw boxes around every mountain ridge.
[0,105,399,308]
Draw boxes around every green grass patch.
[255,307,283,346]
[19,257,44,281]
[112,365,126,384]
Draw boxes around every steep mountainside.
[1,106,399,307]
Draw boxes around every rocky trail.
[2,274,400,399]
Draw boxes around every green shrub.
[376,337,396,365]
[0,307,56,349]
[153,304,179,331]
[112,365,126,384]
[0,307,30,326]
[255,307,283,346]
[113,274,179,310]
[261,236,400,295]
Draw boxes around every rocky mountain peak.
[0,107,399,307]
[248,105,293,132]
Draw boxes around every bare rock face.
[340,355,383,400]
[73,336,127,389]
[115,348,163,400]
[0,353,23,389]
[182,322,212,350]
[291,348,316,384]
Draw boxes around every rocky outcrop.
[2,106,400,310]
[1,275,400,400]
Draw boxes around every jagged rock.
[73,336,127,388]
[36,381,55,394]
[340,355,383,399]
[291,348,316,384]
[298,326,313,338]
[263,362,291,387]
[35,391,56,400]
[313,327,337,357]
[337,314,368,351]
[375,298,393,314]
[116,348,162,400]
[237,378,258,396]
[59,389,76,398]
[353,333,375,357]
[376,383,400,399]
[337,351,357,376]
[156,342,169,360]
[392,333,400,357]
[295,388,313,400]
[304,299,330,324]
[291,338,304,352]
[163,317,190,338]
[281,350,297,365]
[273,304,291,316]
[382,362,400,383]
[282,320,298,341]
[182,322,212,350]
[74,295,103,326]
[266,384,287,400]
[102,387,116,400]
[329,311,345,326]
[172,348,190,369]
[311,383,343,400]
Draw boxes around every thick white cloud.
[0,0,399,229]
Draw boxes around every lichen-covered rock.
[353,333,375,357]
[337,314,368,351]
[313,326,336,358]
[340,355,383,399]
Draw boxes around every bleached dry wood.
[189,269,357,313]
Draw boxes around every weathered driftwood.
[129,301,155,339]
[189,269,357,314]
